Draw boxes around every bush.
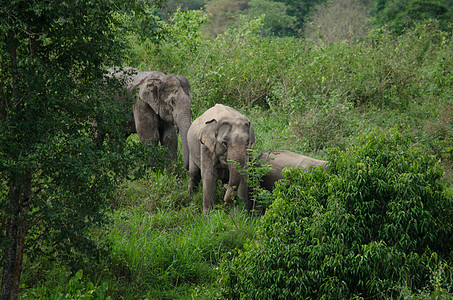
[220,128,453,299]
[138,14,452,122]
[421,103,453,159]
[375,0,453,35]
[191,16,302,111]
[21,270,111,300]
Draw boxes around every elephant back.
[196,104,250,127]
[128,71,165,90]
[106,67,142,84]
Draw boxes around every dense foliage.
[3,1,452,299]
[375,0,453,34]
[221,129,453,298]
[143,13,452,154]
[162,0,453,37]
[0,0,165,298]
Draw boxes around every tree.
[246,0,297,36]
[273,0,327,35]
[203,0,249,36]
[375,0,453,34]
[304,0,372,44]
[160,0,205,16]
[0,1,164,299]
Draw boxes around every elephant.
[187,104,255,216]
[258,150,328,191]
[104,67,143,136]
[106,67,192,169]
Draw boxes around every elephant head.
[129,72,192,169]
[198,106,255,204]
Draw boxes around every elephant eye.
[221,141,228,148]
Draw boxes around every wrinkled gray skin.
[259,150,328,191]
[107,67,192,169]
[188,104,255,216]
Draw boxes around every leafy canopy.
[0,0,164,269]
[375,0,453,34]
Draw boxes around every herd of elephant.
[107,67,327,216]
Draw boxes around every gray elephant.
[107,67,192,169]
[105,67,142,135]
[258,150,328,191]
[187,104,255,216]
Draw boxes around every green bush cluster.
[140,14,452,115]
[375,0,453,35]
[21,270,111,300]
[220,128,453,299]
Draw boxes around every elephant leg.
[134,101,159,146]
[202,169,218,216]
[200,147,218,216]
[237,178,255,211]
[188,158,201,193]
[160,123,178,162]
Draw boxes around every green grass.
[102,179,258,299]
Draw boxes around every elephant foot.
[245,199,257,212]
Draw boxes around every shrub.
[191,16,302,111]
[220,128,453,299]
[291,96,354,151]
[375,0,453,35]
[21,270,111,300]
[421,103,453,159]
[137,13,452,120]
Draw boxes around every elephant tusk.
[224,186,236,203]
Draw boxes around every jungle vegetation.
[1,0,452,299]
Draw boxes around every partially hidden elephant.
[187,104,255,216]
[258,150,328,191]
[107,67,192,169]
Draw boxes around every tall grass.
[104,188,257,298]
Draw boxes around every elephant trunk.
[224,152,246,203]
[176,112,191,170]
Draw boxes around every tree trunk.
[1,172,30,300]
[1,176,20,300]
[1,30,31,300]
[13,172,30,300]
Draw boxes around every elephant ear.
[159,76,179,107]
[139,77,161,115]
[128,75,162,115]
[176,75,191,98]
[247,121,255,148]
[199,119,217,153]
